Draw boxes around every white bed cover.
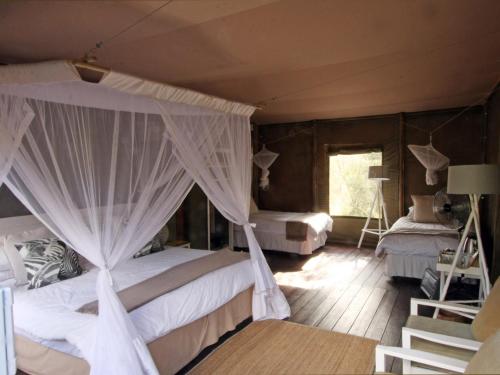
[241,210,333,237]
[375,216,459,257]
[13,247,254,359]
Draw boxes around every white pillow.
[407,206,415,220]
[2,226,52,286]
[0,247,11,272]
[250,197,259,214]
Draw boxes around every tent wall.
[256,106,488,249]
[0,184,29,218]
[486,88,500,280]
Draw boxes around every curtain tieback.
[243,222,256,228]
[100,267,114,287]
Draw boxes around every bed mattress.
[234,210,333,254]
[375,216,459,257]
[13,247,254,359]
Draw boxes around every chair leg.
[402,329,412,374]
[375,346,387,373]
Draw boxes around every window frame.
[327,144,384,219]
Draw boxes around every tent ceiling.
[1,0,499,124]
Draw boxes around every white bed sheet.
[13,247,254,359]
[234,210,333,255]
[247,210,333,236]
[375,216,459,257]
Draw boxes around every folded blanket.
[286,221,308,241]
[381,228,459,239]
[77,249,250,314]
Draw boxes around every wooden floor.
[182,244,427,374]
[266,244,425,374]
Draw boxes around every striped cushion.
[133,236,164,259]
[133,241,153,258]
[16,239,82,289]
[16,239,66,260]
[58,248,82,280]
[24,256,62,289]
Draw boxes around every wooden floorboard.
[267,244,426,374]
[179,244,426,375]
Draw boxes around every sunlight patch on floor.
[274,252,369,290]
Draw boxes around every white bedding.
[375,216,459,257]
[13,247,254,359]
[234,210,333,255]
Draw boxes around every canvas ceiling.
[0,0,499,124]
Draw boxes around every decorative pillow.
[58,248,83,280]
[133,235,164,258]
[16,239,66,260]
[16,239,82,289]
[411,195,438,223]
[24,256,63,289]
[465,330,500,374]
[471,278,500,342]
[3,226,52,286]
[133,241,153,258]
[406,206,415,220]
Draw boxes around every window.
[329,151,382,217]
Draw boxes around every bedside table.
[166,240,191,249]
[436,261,484,300]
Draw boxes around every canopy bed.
[375,202,459,279]
[0,60,290,375]
[233,200,333,255]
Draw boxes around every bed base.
[385,253,437,279]
[16,287,253,375]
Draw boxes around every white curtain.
[0,95,34,187]
[5,96,194,374]
[158,103,290,320]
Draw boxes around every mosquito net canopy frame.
[0,60,290,375]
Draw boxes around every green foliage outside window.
[329,152,382,217]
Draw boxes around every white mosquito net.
[408,142,450,185]
[0,61,290,375]
[253,145,279,189]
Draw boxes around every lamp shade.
[368,165,389,180]
[447,164,500,195]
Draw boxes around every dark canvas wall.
[0,185,30,218]
[403,107,485,207]
[257,123,314,212]
[256,106,489,248]
[486,89,500,279]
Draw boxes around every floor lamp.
[358,166,390,248]
[434,164,500,318]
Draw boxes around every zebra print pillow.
[133,236,163,259]
[58,248,82,280]
[16,239,82,289]
[16,239,66,260]
[23,256,62,289]
[133,241,153,258]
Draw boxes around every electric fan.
[433,189,471,229]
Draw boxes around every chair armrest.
[403,327,481,351]
[375,345,468,373]
[410,298,481,317]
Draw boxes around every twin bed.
[375,213,460,279]
[233,209,333,255]
[1,215,255,375]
